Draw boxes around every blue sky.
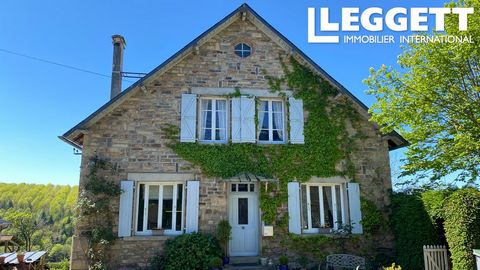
[0,0,439,186]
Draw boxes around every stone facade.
[69,17,394,270]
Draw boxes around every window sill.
[122,235,176,241]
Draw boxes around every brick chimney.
[110,35,126,99]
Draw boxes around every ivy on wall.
[76,156,122,270]
[166,57,360,224]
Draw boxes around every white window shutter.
[289,97,305,144]
[185,180,200,233]
[288,182,302,234]
[231,97,241,143]
[347,182,363,234]
[118,180,134,237]
[180,94,197,142]
[240,96,256,143]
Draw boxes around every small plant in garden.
[383,263,402,270]
[279,255,289,270]
[216,219,231,264]
[162,232,222,270]
[332,222,354,236]
[296,255,309,270]
[209,257,223,270]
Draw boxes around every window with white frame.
[301,184,346,233]
[136,183,184,235]
[257,99,285,143]
[199,98,228,142]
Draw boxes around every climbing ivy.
[166,57,360,224]
[76,156,122,270]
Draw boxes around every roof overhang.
[59,3,408,151]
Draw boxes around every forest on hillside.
[0,183,77,263]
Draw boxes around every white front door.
[229,184,259,256]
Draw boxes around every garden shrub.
[48,259,70,270]
[391,193,438,270]
[443,188,480,270]
[163,232,222,270]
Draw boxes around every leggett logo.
[307,7,475,44]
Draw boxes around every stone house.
[61,4,407,269]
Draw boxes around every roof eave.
[58,135,83,150]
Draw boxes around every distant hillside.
[0,183,78,262]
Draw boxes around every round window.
[234,43,252,58]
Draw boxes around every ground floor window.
[136,183,184,235]
[301,184,346,233]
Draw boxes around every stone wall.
[69,17,394,269]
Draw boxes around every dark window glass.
[147,185,159,230]
[238,184,248,192]
[301,185,308,229]
[323,186,333,228]
[250,184,254,192]
[234,43,252,58]
[176,184,183,231]
[238,198,248,224]
[137,184,145,231]
[259,130,269,141]
[335,185,342,225]
[273,130,282,141]
[231,184,237,192]
[310,186,320,228]
[162,185,173,230]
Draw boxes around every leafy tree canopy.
[364,0,480,184]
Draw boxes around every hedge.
[443,188,480,270]
[391,193,438,270]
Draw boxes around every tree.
[364,0,480,184]
[4,210,37,251]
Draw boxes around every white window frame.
[134,182,185,236]
[198,97,229,143]
[257,99,286,144]
[301,183,346,234]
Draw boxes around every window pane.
[238,184,248,192]
[202,129,212,140]
[260,101,268,111]
[272,114,283,129]
[147,185,159,230]
[310,186,320,228]
[301,185,308,229]
[250,184,254,192]
[201,100,213,141]
[272,130,283,141]
[231,184,237,192]
[216,100,227,141]
[272,101,282,112]
[335,185,343,225]
[323,186,333,228]
[137,184,145,231]
[206,111,212,127]
[259,111,268,129]
[176,184,183,231]
[162,185,173,230]
[259,130,269,141]
[238,198,248,225]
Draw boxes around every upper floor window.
[234,43,252,58]
[301,184,345,233]
[258,100,285,143]
[199,98,227,142]
[136,183,184,235]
